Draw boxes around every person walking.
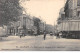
[56,33,59,39]
[44,32,46,40]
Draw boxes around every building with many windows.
[18,14,35,35]
[64,0,80,19]
[6,14,36,36]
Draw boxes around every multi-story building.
[6,14,47,35]
[64,0,80,19]
[18,14,35,35]
[7,14,36,35]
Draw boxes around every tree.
[0,0,22,26]
[33,16,41,35]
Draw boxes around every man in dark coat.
[44,32,46,40]
[56,33,59,39]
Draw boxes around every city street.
[0,35,80,51]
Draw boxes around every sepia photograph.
[0,0,80,51]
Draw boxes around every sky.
[20,0,66,25]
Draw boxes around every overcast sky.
[20,0,66,25]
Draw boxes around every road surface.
[0,34,80,51]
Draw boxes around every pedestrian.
[44,32,46,40]
[19,31,22,38]
[56,33,59,39]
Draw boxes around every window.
[78,11,80,17]
[77,0,80,6]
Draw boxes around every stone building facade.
[18,14,35,35]
[64,0,80,19]
[7,14,36,35]
[57,8,65,24]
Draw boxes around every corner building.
[64,0,80,19]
